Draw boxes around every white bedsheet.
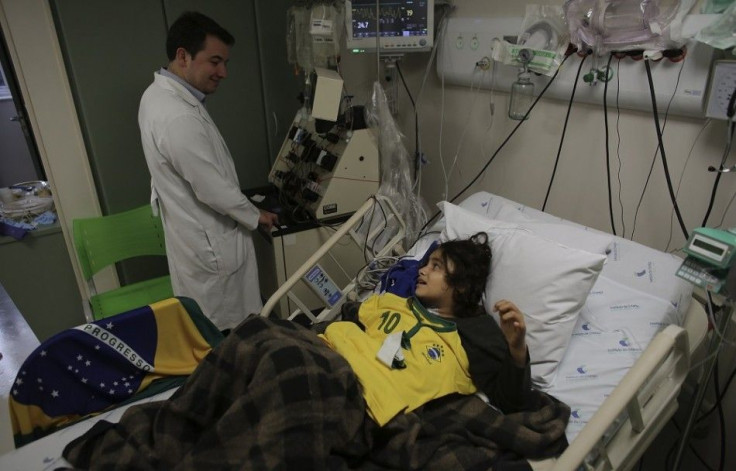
[456,192,693,442]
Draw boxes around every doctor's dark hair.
[166,11,235,61]
[437,232,492,318]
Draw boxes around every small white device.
[676,227,736,294]
[704,59,736,120]
[304,264,342,306]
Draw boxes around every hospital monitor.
[345,0,434,54]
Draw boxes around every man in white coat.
[138,11,278,331]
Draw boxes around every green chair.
[73,204,174,320]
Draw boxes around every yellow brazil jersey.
[321,293,476,426]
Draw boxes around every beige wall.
[342,0,730,253]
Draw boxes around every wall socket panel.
[705,60,736,120]
[436,16,720,119]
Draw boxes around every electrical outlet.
[705,59,736,120]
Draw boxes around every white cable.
[446,68,487,191]
[412,12,450,197]
[715,189,736,229]
[665,119,711,252]
[439,59,448,200]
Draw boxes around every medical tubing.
[413,54,570,240]
[395,62,420,182]
[697,362,736,424]
[542,53,587,212]
[447,53,571,206]
[603,53,617,235]
[644,60,689,240]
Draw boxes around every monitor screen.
[345,0,434,54]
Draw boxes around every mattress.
[457,192,693,441]
[0,389,177,470]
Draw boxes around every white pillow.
[484,231,606,389]
[438,201,607,389]
[494,204,614,255]
[438,201,522,241]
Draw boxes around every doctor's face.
[182,35,230,95]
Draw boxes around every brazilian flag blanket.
[9,296,223,446]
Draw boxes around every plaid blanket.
[63,317,569,470]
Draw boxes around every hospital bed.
[258,191,709,470]
[0,192,708,470]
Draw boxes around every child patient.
[319,232,532,426]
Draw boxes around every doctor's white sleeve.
[157,114,261,231]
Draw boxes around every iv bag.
[564,0,698,55]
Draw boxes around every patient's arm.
[455,315,533,413]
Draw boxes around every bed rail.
[552,323,692,471]
[259,195,406,321]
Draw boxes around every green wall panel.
[50,0,167,214]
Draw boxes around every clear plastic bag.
[564,0,697,55]
[696,2,736,49]
[362,82,429,251]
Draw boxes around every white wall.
[342,0,734,254]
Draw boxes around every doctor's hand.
[258,210,279,231]
[494,299,528,367]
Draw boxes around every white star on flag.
[15,378,23,386]
[77,354,83,361]
[85,360,91,366]
[82,378,88,383]
[40,350,47,357]
[100,382,105,388]
[106,322,114,329]
[109,389,115,395]
[51,390,59,398]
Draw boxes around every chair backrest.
[73,205,167,280]
[73,205,174,319]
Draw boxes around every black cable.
[644,59,689,240]
[603,53,617,235]
[698,362,736,422]
[413,55,572,242]
[666,418,718,471]
[615,58,626,237]
[702,122,735,227]
[542,53,588,211]
[631,59,685,240]
[714,358,726,471]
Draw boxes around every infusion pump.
[268,112,380,220]
[677,227,736,296]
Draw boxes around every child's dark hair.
[437,232,491,317]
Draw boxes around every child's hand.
[494,300,528,367]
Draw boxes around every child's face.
[415,249,455,316]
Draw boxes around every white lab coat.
[138,72,263,330]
